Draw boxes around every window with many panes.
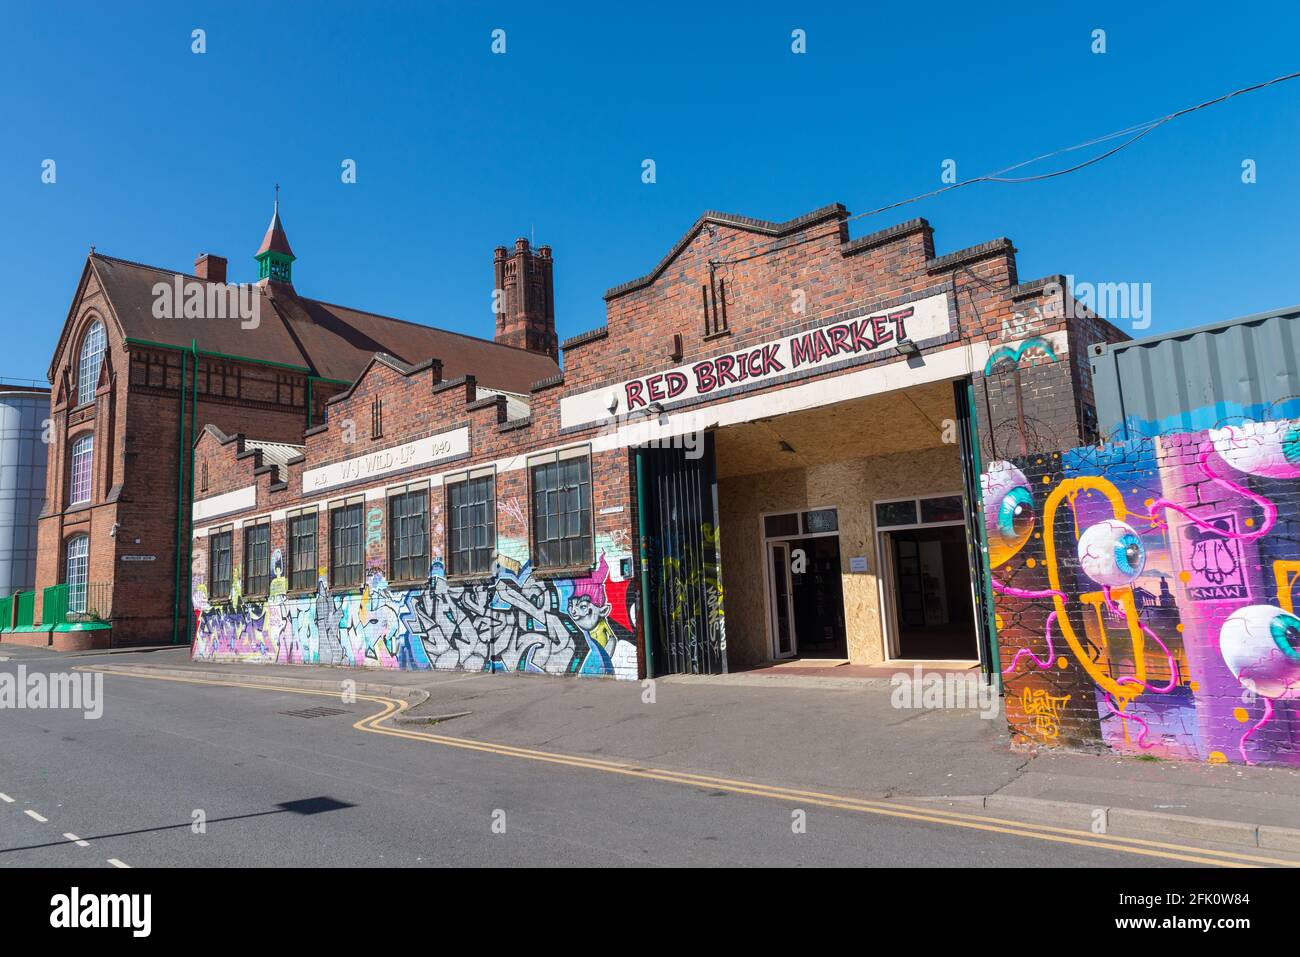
[77,321,106,408]
[388,484,428,582]
[446,471,495,576]
[65,534,89,614]
[69,433,93,505]
[330,500,364,588]
[287,510,318,591]
[208,527,233,601]
[243,521,271,595]
[529,449,592,568]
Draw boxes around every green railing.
[0,585,112,633]
[42,582,113,625]
[42,583,68,626]
[14,590,35,628]
[78,581,114,622]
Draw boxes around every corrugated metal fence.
[1090,305,1300,440]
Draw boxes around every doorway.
[876,494,979,661]
[763,508,847,660]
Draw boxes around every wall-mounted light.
[893,338,920,358]
[779,440,796,453]
[646,402,665,415]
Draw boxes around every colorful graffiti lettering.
[192,544,638,680]
[983,336,1058,376]
[1020,688,1070,740]
[985,416,1300,766]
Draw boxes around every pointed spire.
[255,185,296,283]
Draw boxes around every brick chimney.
[195,253,228,283]
[493,238,557,360]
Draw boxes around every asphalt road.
[0,653,1254,867]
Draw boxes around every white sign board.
[192,485,257,522]
[302,427,469,494]
[561,293,951,429]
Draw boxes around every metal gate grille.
[954,378,999,681]
[637,434,727,676]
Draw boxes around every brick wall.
[34,269,336,645]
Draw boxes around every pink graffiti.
[1101,585,1180,695]
[1103,692,1153,749]
[1239,696,1276,766]
[1146,447,1277,542]
[993,578,1064,674]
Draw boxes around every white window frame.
[77,320,106,408]
[69,432,94,506]
[443,467,497,578]
[527,445,594,570]
[65,534,89,614]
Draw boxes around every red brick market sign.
[560,292,951,428]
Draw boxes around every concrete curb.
[73,645,180,656]
[391,710,473,726]
[913,794,1300,852]
[83,663,431,707]
[0,644,178,660]
[664,673,894,691]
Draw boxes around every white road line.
[0,792,13,803]
[64,833,90,848]
[24,809,47,823]
[107,858,129,869]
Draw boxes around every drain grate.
[279,706,352,719]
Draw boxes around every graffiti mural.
[985,417,1300,766]
[192,542,639,680]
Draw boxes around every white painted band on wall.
[192,485,256,523]
[301,426,469,494]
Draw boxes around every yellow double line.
[84,667,1299,868]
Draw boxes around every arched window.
[65,534,89,614]
[69,433,94,505]
[77,320,106,407]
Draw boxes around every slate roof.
[78,254,560,393]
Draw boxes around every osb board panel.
[717,444,964,668]
[714,379,956,479]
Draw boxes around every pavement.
[5,643,1300,862]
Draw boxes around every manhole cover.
[279,706,352,719]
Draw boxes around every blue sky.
[1,0,1297,383]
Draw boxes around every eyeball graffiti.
[982,460,1035,568]
[1209,420,1300,479]
[1220,605,1300,699]
[1077,519,1146,587]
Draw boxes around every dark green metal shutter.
[954,378,1000,683]
[637,433,727,676]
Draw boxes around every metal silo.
[0,385,51,597]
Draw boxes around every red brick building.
[26,202,558,649]
[185,202,1124,679]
